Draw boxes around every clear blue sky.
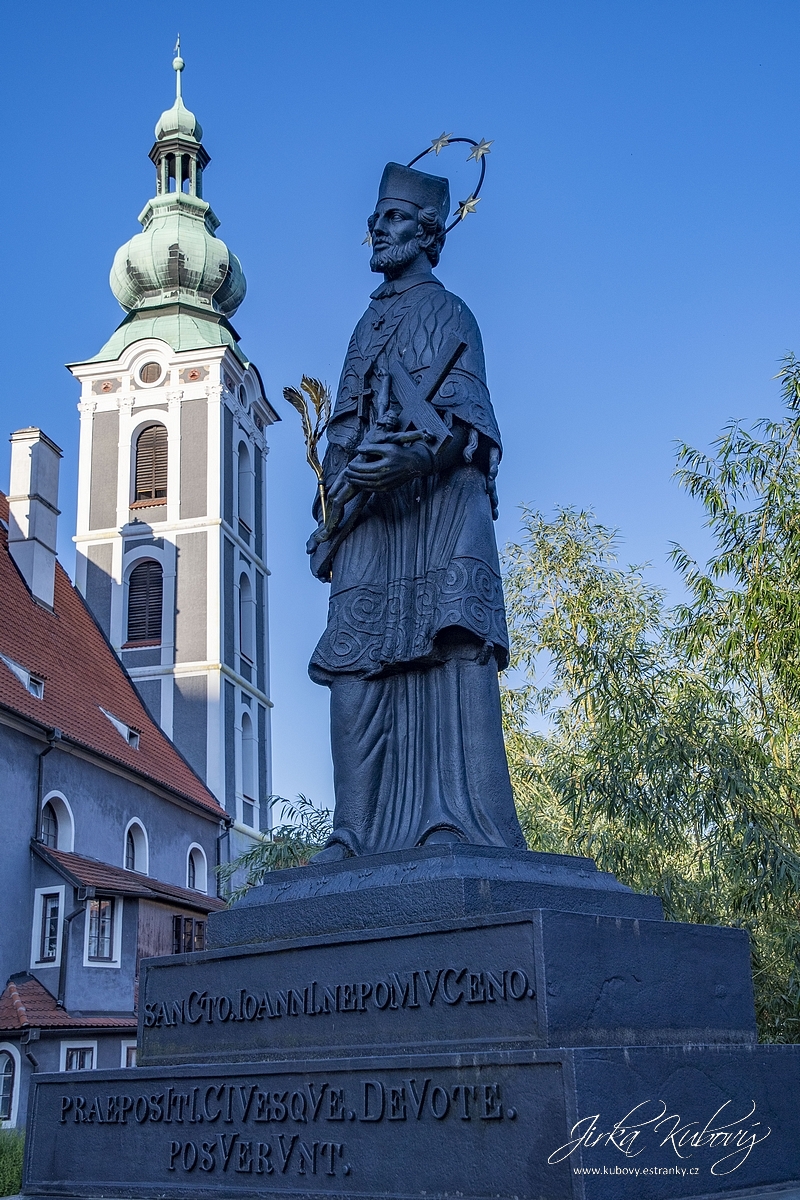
[3,1,800,807]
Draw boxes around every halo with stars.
[409,133,493,233]
[363,134,493,244]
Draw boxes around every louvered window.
[134,424,168,502]
[127,561,163,643]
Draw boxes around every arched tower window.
[240,712,257,828]
[127,561,163,643]
[41,801,58,848]
[125,830,136,871]
[237,442,254,533]
[0,1051,14,1122]
[134,424,168,503]
[238,574,254,664]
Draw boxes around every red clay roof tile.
[34,845,225,913]
[0,976,137,1031]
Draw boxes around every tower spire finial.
[172,35,184,100]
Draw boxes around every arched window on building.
[127,561,163,644]
[187,846,207,893]
[237,442,254,535]
[240,712,258,828]
[123,821,148,875]
[0,1051,14,1122]
[238,573,255,665]
[134,424,168,504]
[41,801,58,848]
[39,793,74,852]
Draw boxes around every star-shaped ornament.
[431,131,454,155]
[467,138,493,162]
[455,195,481,220]
[362,230,373,246]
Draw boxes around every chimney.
[7,428,63,609]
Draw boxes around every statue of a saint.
[308,160,526,861]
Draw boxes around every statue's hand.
[306,468,356,552]
[345,437,434,492]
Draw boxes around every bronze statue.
[306,157,525,861]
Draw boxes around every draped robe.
[309,270,525,855]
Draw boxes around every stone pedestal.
[20,848,800,1199]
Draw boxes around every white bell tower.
[70,49,279,850]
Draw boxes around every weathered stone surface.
[19,849,800,1199]
[140,910,755,1066]
[208,845,663,948]
[22,1045,800,1199]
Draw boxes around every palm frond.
[217,796,333,905]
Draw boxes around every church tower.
[70,49,278,844]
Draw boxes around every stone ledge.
[210,845,663,946]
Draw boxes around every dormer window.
[0,652,44,698]
[100,707,140,750]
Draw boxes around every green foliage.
[503,458,800,1041]
[672,353,800,772]
[0,1128,24,1197]
[218,796,333,904]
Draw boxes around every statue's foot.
[309,842,351,864]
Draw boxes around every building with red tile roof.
[0,492,224,818]
[1,446,233,1130]
[0,976,138,1033]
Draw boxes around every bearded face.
[369,200,429,278]
[370,235,425,275]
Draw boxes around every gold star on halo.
[431,131,454,155]
[455,194,481,220]
[467,138,493,162]
[362,230,373,246]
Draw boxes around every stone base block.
[139,909,756,1066]
[22,1044,800,1199]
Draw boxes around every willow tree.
[502,357,800,1041]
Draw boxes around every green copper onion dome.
[105,46,246,333]
[154,79,203,143]
[109,195,246,318]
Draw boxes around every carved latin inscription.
[55,1075,517,1184]
[143,967,535,1029]
[27,1058,571,1198]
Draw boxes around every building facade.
[1,55,276,1129]
[0,429,227,1128]
[70,53,278,837]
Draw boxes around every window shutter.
[127,561,163,642]
[135,425,168,502]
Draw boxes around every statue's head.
[368,162,450,276]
